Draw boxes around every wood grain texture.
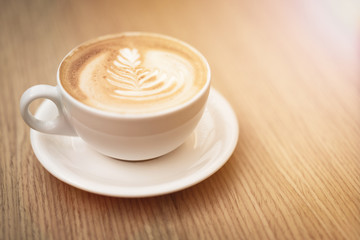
[1,0,360,239]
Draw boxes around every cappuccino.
[59,33,209,114]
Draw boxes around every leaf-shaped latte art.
[105,48,184,100]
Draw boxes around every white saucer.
[30,88,239,197]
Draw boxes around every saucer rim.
[30,88,239,197]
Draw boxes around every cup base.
[29,88,239,197]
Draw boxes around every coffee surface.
[60,33,208,114]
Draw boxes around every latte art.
[60,33,209,114]
[106,48,186,100]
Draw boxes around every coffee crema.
[59,33,209,114]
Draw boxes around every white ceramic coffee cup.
[20,35,211,161]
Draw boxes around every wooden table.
[2,0,360,239]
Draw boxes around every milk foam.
[60,33,208,114]
[109,49,190,99]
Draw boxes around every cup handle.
[20,85,77,136]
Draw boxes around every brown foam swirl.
[59,33,208,114]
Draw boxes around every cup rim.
[56,32,211,119]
